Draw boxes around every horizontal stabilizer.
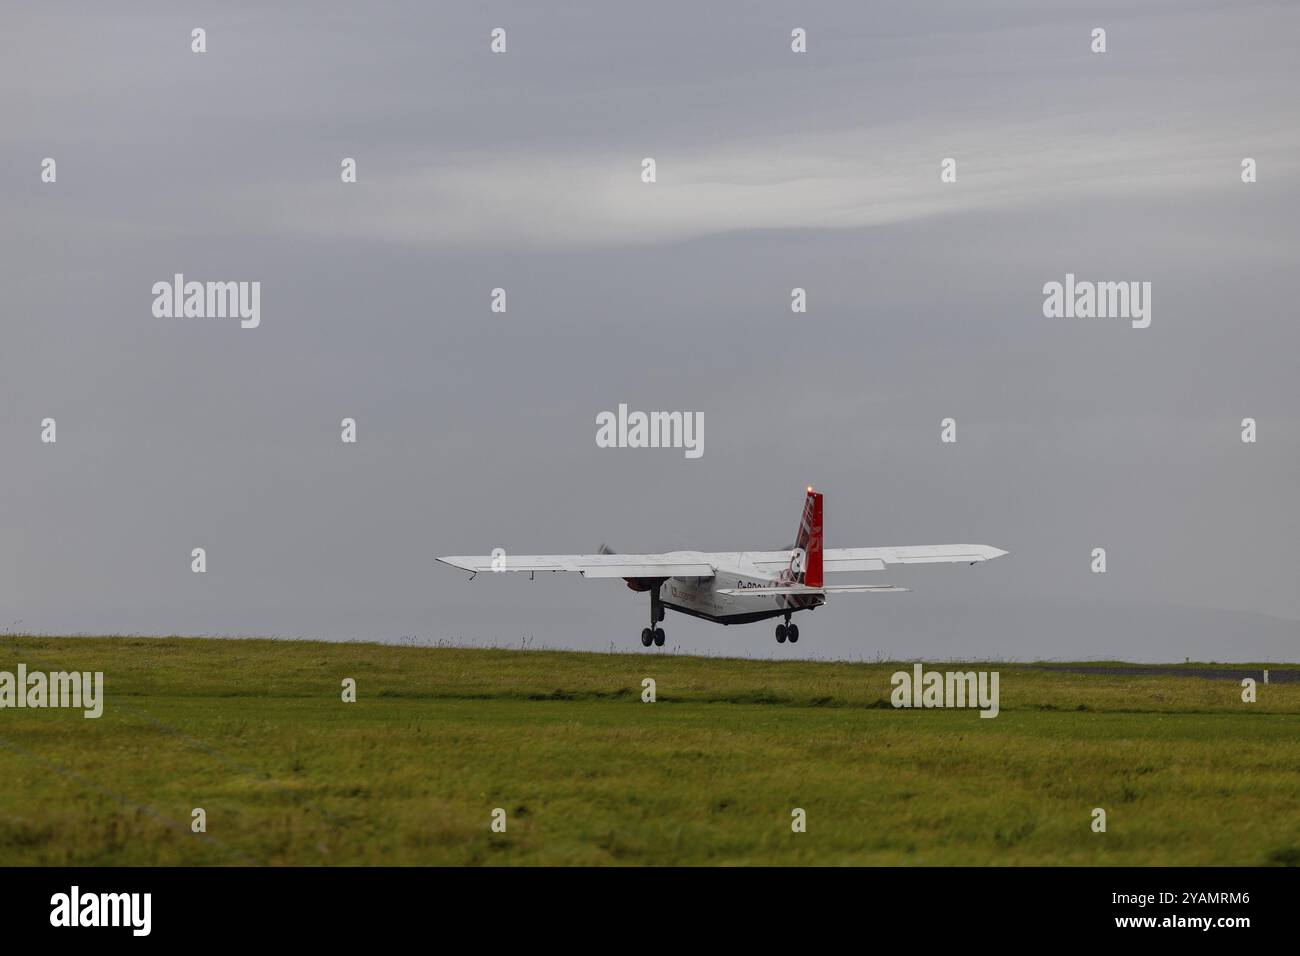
[822,584,910,593]
[579,563,713,578]
[717,583,908,596]
[749,544,1007,575]
[437,554,715,578]
[715,585,824,597]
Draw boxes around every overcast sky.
[2,1,1297,661]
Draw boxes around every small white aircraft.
[438,487,1008,648]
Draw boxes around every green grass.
[1,635,1298,866]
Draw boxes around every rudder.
[792,487,824,588]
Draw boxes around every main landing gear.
[775,612,799,644]
[641,585,666,648]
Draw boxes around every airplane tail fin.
[792,487,824,588]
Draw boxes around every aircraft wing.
[747,544,1008,574]
[437,553,715,578]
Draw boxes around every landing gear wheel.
[776,624,787,643]
[787,624,799,644]
[640,628,653,647]
[653,628,665,647]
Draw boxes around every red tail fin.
[792,487,824,588]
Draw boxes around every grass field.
[2,635,1298,866]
